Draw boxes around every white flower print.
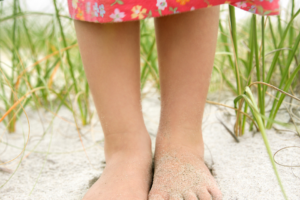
[72,0,78,9]
[86,2,91,13]
[99,4,105,17]
[93,3,106,17]
[93,3,99,16]
[110,8,125,22]
[191,6,195,10]
[236,1,247,8]
[249,5,256,13]
[156,0,168,11]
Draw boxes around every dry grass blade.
[15,44,78,82]
[215,109,240,143]
[206,100,259,131]
[273,146,300,167]
[249,81,300,102]
[0,87,46,123]
[0,96,30,166]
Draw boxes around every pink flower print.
[156,0,168,11]
[236,1,247,8]
[110,8,125,22]
[67,0,280,23]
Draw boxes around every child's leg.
[73,20,152,200]
[149,6,222,200]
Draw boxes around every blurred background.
[0,0,299,134]
[0,0,300,198]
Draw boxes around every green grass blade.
[264,9,300,90]
[252,15,264,124]
[229,5,241,95]
[53,0,86,125]
[218,20,237,94]
[243,87,288,200]
[267,63,300,129]
[266,30,300,128]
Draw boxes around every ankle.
[156,128,204,158]
[104,130,152,162]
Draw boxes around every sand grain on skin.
[150,149,222,200]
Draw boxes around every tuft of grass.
[218,3,300,135]
[140,19,160,92]
[1,1,300,197]
[2,2,298,134]
[0,1,162,132]
[234,86,289,200]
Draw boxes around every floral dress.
[68,0,280,23]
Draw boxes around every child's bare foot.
[82,132,152,200]
[149,132,222,200]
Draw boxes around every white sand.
[0,90,299,200]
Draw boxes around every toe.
[207,186,222,200]
[183,191,198,200]
[196,189,212,200]
[169,194,184,200]
[149,189,169,200]
[148,194,165,200]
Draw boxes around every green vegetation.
[0,1,300,198]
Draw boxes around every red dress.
[67,0,280,23]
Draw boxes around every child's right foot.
[82,131,152,200]
[149,130,222,200]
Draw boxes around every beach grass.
[0,0,300,198]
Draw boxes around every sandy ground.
[0,90,300,200]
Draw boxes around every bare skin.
[149,7,222,200]
[74,20,152,200]
[149,145,221,200]
[74,5,222,200]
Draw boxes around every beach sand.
[1,90,299,200]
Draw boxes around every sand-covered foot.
[149,143,222,200]
[82,133,152,200]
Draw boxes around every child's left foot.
[149,134,222,200]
